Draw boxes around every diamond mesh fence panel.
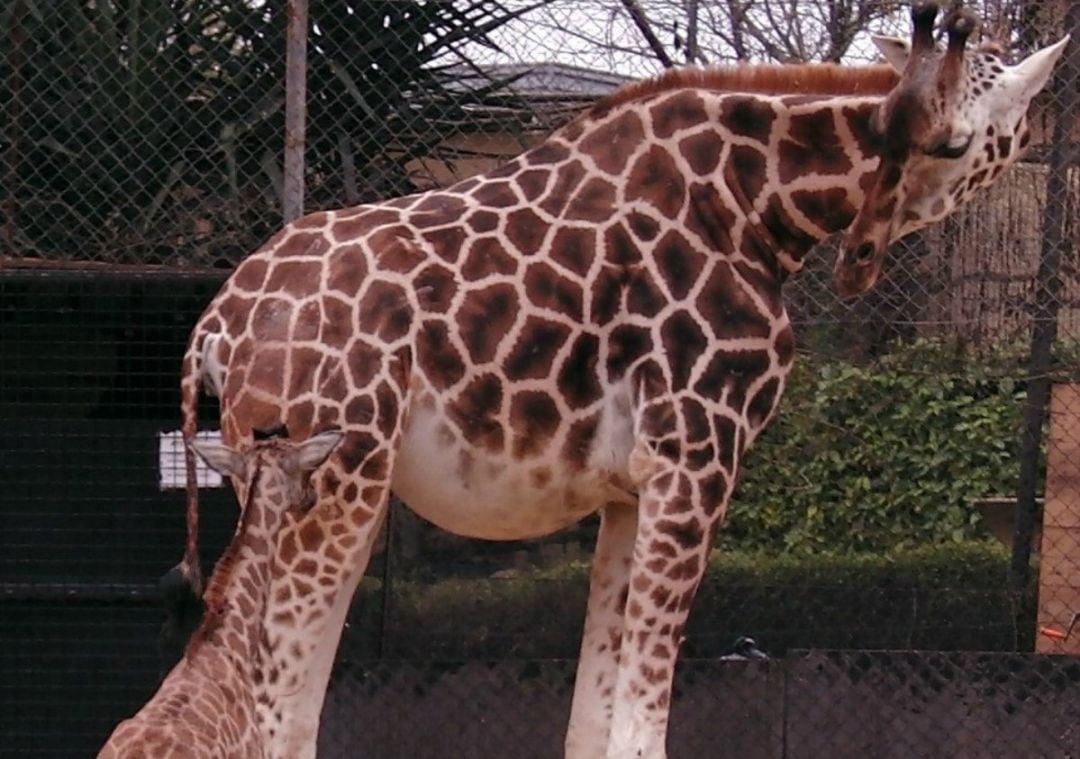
[2,0,1080,756]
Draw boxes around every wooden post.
[1037,384,1080,654]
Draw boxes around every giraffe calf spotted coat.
[174,5,1068,757]
[99,432,342,759]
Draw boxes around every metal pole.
[283,0,309,224]
[4,0,26,255]
[1010,15,1080,592]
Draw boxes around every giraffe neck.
[189,460,280,671]
[549,87,885,282]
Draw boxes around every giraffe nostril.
[852,242,876,265]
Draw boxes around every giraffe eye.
[926,132,973,159]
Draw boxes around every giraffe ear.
[1003,35,1070,103]
[295,431,345,474]
[189,438,245,478]
[872,34,911,72]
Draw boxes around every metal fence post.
[3,0,26,257]
[1010,12,1080,592]
[283,0,309,224]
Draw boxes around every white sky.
[455,0,910,78]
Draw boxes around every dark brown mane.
[589,63,900,116]
[184,457,264,656]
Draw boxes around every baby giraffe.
[99,429,344,759]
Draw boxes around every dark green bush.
[362,542,1033,660]
[724,339,1029,553]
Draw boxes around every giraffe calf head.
[190,430,344,520]
[835,0,1069,298]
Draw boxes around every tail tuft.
[157,559,205,674]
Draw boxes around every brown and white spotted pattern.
[99,432,342,759]
[173,4,1067,757]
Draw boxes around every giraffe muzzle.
[834,240,885,299]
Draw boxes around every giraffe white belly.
[390,392,637,541]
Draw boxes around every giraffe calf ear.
[294,431,345,474]
[1003,35,1070,103]
[189,438,245,479]
[872,34,911,72]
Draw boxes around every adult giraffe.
[174,4,1068,757]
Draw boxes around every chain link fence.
[2,0,1080,755]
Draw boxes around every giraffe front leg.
[566,502,639,759]
[605,405,737,759]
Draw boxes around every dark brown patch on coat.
[516,169,551,202]
[719,95,776,143]
[345,338,382,390]
[344,394,375,426]
[416,320,466,390]
[409,194,468,228]
[626,268,667,318]
[651,91,708,139]
[509,391,562,459]
[421,226,467,264]
[293,301,321,341]
[579,110,646,174]
[234,258,269,292]
[557,333,602,409]
[566,177,617,222]
[357,280,412,342]
[661,310,707,390]
[658,518,704,550]
[779,110,852,183]
[695,262,772,340]
[679,131,725,175]
[550,227,596,277]
[539,160,588,218]
[447,373,505,453]
[414,263,458,314]
[695,349,770,404]
[319,295,352,350]
[505,208,548,257]
[287,347,322,397]
[326,243,369,296]
[457,283,520,364]
[724,145,768,204]
[470,180,519,209]
[791,187,857,233]
[626,146,687,219]
[374,380,401,440]
[526,141,572,165]
[462,237,518,281]
[524,262,585,321]
[680,397,710,443]
[654,230,705,299]
[562,413,600,472]
[607,325,654,385]
[686,182,736,253]
[466,210,500,234]
[504,317,572,380]
[332,208,400,241]
[842,104,883,158]
[747,376,781,429]
[627,212,661,242]
[251,297,294,342]
[604,222,640,266]
[278,231,330,258]
[590,267,623,326]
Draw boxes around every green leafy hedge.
[724,339,1030,553]
[351,542,1034,660]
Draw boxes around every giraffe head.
[189,429,344,526]
[835,1,1069,297]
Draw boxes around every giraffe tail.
[159,326,212,659]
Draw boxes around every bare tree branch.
[619,0,676,67]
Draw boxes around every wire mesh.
[1,0,1079,756]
